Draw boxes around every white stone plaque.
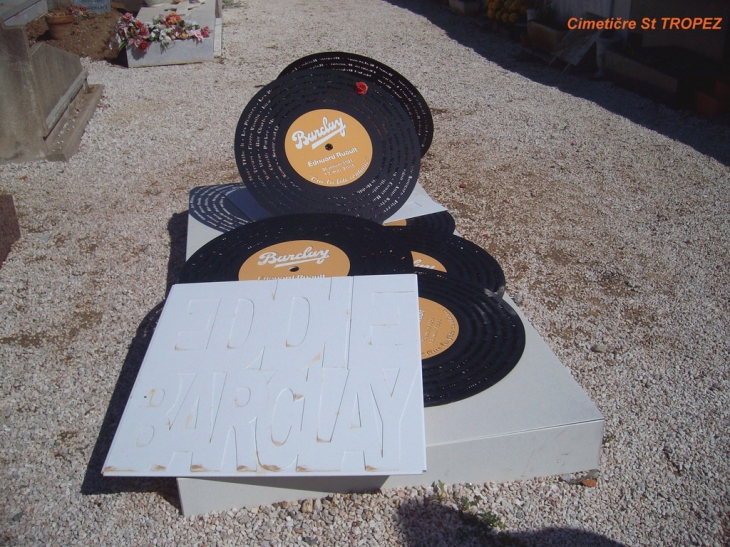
[103,274,426,477]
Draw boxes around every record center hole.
[289,266,300,272]
[325,144,333,151]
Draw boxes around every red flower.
[201,26,210,37]
[137,40,149,51]
[355,81,368,95]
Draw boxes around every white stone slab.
[176,294,604,515]
[185,183,448,260]
[126,0,216,68]
[185,214,223,260]
[0,0,47,25]
[213,17,221,57]
[103,274,426,477]
[382,183,447,223]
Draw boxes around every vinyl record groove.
[384,211,456,234]
[179,213,414,283]
[279,52,434,157]
[417,270,525,407]
[392,227,506,296]
[188,184,253,232]
[234,69,420,224]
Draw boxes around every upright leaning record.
[234,69,421,224]
[279,52,434,157]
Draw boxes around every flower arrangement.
[115,12,210,52]
[46,4,88,19]
[68,5,89,18]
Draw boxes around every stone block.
[73,0,110,13]
[0,195,21,267]
[0,20,101,163]
[449,0,480,16]
[176,294,604,515]
[29,43,85,132]
[0,21,48,161]
[0,0,48,25]
[696,91,728,116]
[527,20,567,54]
[604,49,680,106]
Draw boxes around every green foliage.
[431,480,520,546]
[479,511,506,531]
[431,480,448,503]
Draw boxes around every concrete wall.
[548,1,728,62]
[630,0,729,61]
[551,0,631,23]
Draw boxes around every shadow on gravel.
[81,212,189,511]
[383,0,730,167]
[165,211,189,294]
[397,499,627,546]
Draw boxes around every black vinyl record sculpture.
[383,210,456,234]
[234,69,420,224]
[279,52,434,157]
[417,270,525,407]
[179,213,414,283]
[391,226,506,296]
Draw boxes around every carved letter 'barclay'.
[257,246,330,268]
[291,117,347,150]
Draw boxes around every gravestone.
[0,195,21,267]
[126,0,221,68]
[73,0,110,13]
[176,289,604,514]
[0,0,48,26]
[0,20,103,163]
[177,187,605,515]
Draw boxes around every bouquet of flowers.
[68,5,89,18]
[116,12,210,52]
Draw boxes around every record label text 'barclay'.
[291,116,347,150]
[258,246,330,267]
[238,240,351,280]
[284,109,373,188]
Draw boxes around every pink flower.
[189,28,209,42]
[122,12,133,21]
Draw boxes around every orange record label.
[412,251,447,272]
[418,297,459,359]
[238,240,351,280]
[284,109,373,187]
[383,219,408,227]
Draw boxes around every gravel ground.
[2,0,730,545]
